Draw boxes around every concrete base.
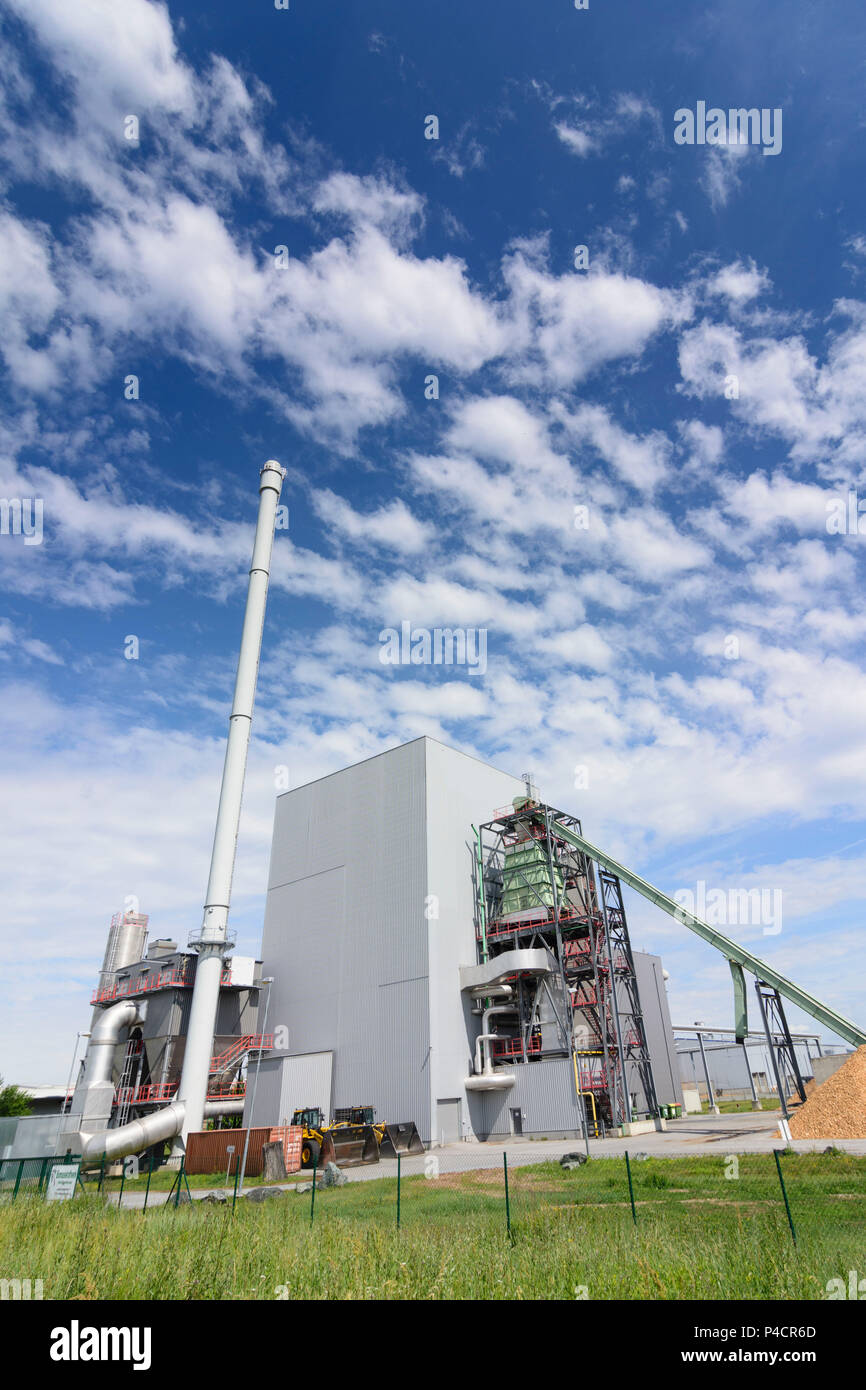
[619,1117,667,1137]
[751,1100,762,1111]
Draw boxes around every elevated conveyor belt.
[553,821,866,1048]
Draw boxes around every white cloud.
[6,0,195,126]
[554,122,596,157]
[311,491,434,554]
[557,403,672,492]
[701,142,754,210]
[706,259,770,305]
[504,243,691,386]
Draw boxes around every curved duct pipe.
[79,1096,246,1161]
[81,1101,186,1162]
[81,1001,143,1088]
[469,982,512,1015]
[474,1003,518,1076]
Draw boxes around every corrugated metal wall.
[628,950,684,1110]
[246,1052,333,1127]
[468,1058,585,1139]
[424,740,527,1140]
[186,1127,271,1176]
[259,739,431,1137]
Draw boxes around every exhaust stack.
[64,462,285,1163]
[176,459,284,1147]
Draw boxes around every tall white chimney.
[176,460,284,1147]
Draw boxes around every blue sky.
[2,0,866,1082]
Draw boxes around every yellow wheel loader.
[291,1106,379,1169]
[291,1105,425,1169]
[333,1107,425,1159]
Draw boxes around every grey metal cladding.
[468,1057,583,1138]
[629,951,684,1108]
[260,738,430,1135]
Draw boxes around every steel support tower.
[477,796,659,1128]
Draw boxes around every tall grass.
[1,1154,862,1300]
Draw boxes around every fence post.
[118,1160,126,1209]
[773,1149,797,1244]
[98,1153,106,1195]
[310,1155,317,1226]
[232,1154,240,1214]
[143,1151,154,1214]
[37,1157,49,1195]
[624,1151,637,1225]
[503,1152,512,1239]
[397,1153,402,1228]
[170,1156,190,1210]
[12,1160,24,1201]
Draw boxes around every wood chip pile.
[787,1045,866,1139]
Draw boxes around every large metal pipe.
[77,1098,246,1162]
[81,1102,186,1161]
[176,461,284,1149]
[80,1001,142,1089]
[474,1003,516,1075]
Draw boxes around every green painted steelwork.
[472,825,488,963]
[730,962,748,1042]
[552,819,866,1048]
[501,840,563,916]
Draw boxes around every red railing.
[91,964,232,1006]
[490,1036,543,1059]
[113,1081,247,1107]
[481,905,602,944]
[209,1033,274,1072]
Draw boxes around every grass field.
[708,1098,782,1114]
[1,1153,863,1300]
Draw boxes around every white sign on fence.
[46,1163,79,1202]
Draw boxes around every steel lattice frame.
[477,800,659,1126]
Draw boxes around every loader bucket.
[318,1132,337,1167]
[379,1122,425,1158]
[326,1124,380,1167]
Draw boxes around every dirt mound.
[788,1046,866,1139]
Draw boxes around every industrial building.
[5,461,864,1171]
[674,1028,828,1111]
[77,922,264,1129]
[245,737,683,1143]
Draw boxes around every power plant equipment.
[61,461,285,1162]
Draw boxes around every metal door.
[435,1098,461,1145]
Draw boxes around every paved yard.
[114,1111,866,1207]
